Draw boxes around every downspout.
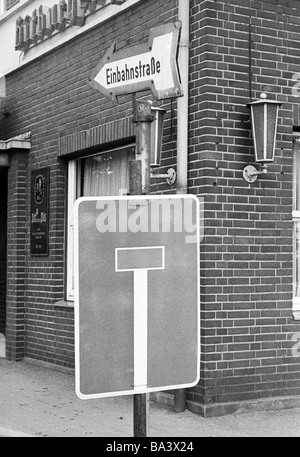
[174,0,190,413]
[176,0,190,195]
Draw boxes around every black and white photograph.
[0,0,300,441]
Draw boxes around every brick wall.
[6,151,28,361]
[0,169,7,335]
[2,0,178,368]
[187,0,300,413]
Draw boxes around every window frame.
[66,160,77,301]
[66,144,135,301]
[0,0,22,18]
[0,0,5,15]
[293,135,300,318]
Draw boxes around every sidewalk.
[0,357,300,437]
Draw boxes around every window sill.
[54,300,74,309]
[293,311,300,321]
[0,0,31,24]
[292,298,300,320]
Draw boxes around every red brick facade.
[1,0,300,416]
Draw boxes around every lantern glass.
[150,107,165,167]
[250,99,280,163]
[266,104,278,161]
[251,103,265,162]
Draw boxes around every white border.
[74,194,200,400]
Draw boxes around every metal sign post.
[131,99,153,437]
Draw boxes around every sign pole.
[131,98,154,437]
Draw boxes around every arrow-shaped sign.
[88,21,183,101]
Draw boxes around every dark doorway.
[0,168,7,335]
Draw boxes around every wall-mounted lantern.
[150,106,176,185]
[243,93,281,183]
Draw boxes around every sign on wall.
[30,167,49,256]
[74,195,200,399]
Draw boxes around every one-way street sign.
[88,22,183,101]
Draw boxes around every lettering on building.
[15,0,125,52]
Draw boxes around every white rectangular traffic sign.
[115,246,165,272]
[74,195,200,399]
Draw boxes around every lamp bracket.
[243,163,268,183]
[150,168,176,186]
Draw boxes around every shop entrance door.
[0,168,7,356]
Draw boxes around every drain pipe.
[174,0,190,413]
[176,0,190,195]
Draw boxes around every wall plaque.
[30,167,49,256]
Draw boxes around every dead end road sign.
[74,195,200,400]
[88,21,183,101]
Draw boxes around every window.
[0,0,19,15]
[0,0,5,15]
[67,145,135,300]
[293,137,300,319]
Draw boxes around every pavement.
[0,357,300,438]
